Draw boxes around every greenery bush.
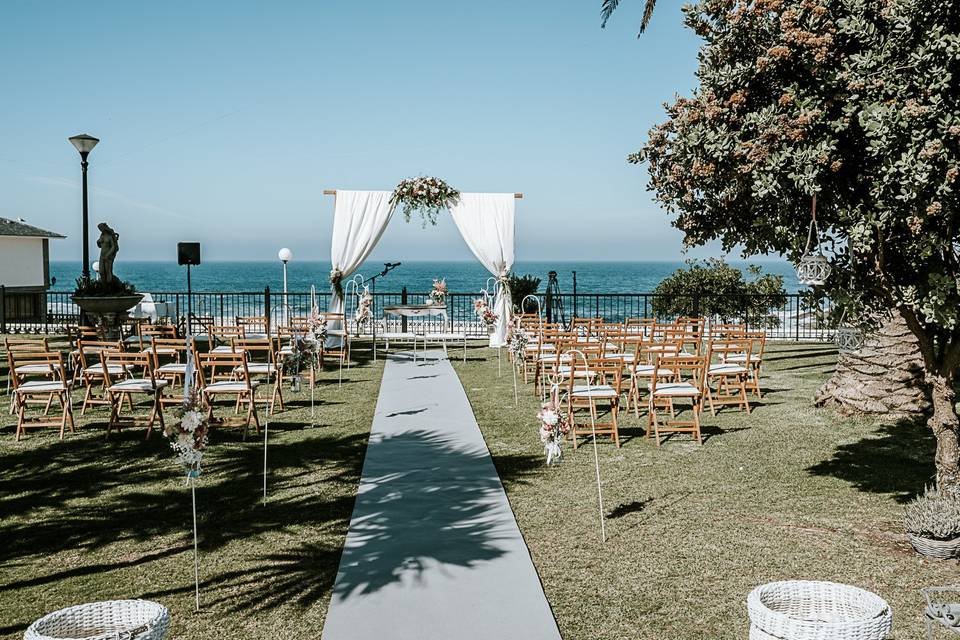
[508,273,541,313]
[73,277,137,297]
[904,486,960,540]
[651,258,786,326]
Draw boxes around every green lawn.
[0,342,382,639]
[453,342,957,640]
[1,340,955,639]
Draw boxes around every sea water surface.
[50,260,801,294]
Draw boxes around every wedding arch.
[322,188,521,347]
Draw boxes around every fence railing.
[0,286,834,341]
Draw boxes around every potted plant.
[903,486,960,559]
[72,277,142,340]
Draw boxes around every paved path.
[322,351,561,640]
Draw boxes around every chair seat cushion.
[109,379,168,392]
[632,365,675,377]
[17,380,68,393]
[210,345,236,353]
[424,332,466,340]
[242,363,276,375]
[723,354,759,364]
[14,364,63,374]
[651,382,701,397]
[157,363,188,374]
[557,365,596,377]
[571,384,619,399]
[84,363,134,375]
[708,364,747,375]
[205,380,260,393]
[142,347,178,356]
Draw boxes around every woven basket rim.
[747,580,891,630]
[26,599,168,640]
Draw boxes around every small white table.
[381,304,457,361]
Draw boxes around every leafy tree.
[508,273,542,313]
[601,0,659,36]
[635,0,960,492]
[651,258,786,326]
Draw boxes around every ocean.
[49,260,801,295]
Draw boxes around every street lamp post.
[278,248,292,324]
[69,134,100,287]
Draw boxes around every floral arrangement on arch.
[166,390,209,476]
[430,278,448,305]
[390,176,461,226]
[473,297,499,328]
[537,398,570,465]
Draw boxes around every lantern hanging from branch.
[796,194,831,286]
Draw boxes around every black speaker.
[178,242,201,266]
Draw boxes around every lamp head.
[278,247,293,263]
[69,134,99,155]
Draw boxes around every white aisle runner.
[322,351,561,640]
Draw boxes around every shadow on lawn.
[141,430,541,611]
[806,419,936,503]
[0,428,370,576]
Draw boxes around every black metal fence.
[0,285,833,340]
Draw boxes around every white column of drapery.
[328,191,395,343]
[449,193,515,347]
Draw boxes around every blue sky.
[0,0,730,263]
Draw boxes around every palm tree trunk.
[815,313,929,418]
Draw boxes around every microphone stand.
[362,262,400,361]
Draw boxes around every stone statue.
[96,222,119,285]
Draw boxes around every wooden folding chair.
[705,338,752,415]
[152,338,197,407]
[137,323,178,354]
[198,351,261,438]
[77,340,127,414]
[648,355,707,446]
[8,351,74,440]
[67,326,99,382]
[322,313,348,385]
[232,337,283,413]
[4,336,52,407]
[209,325,246,354]
[565,354,624,448]
[101,350,168,438]
[722,330,765,398]
[627,339,681,418]
[235,315,268,336]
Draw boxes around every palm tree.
[600,0,658,36]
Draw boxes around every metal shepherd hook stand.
[552,348,606,542]
[181,341,202,611]
[515,294,543,406]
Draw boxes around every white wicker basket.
[24,599,169,640]
[747,581,892,640]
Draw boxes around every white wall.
[0,237,45,288]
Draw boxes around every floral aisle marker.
[163,342,208,612]
[507,328,528,405]
[537,398,570,465]
[430,278,448,305]
[390,176,461,226]
[474,296,499,330]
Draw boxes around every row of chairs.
[514,316,766,447]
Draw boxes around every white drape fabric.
[449,193,515,347]
[328,191,395,340]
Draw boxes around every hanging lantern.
[796,194,831,286]
[834,325,866,352]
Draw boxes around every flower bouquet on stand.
[430,278,448,305]
[474,297,499,332]
[164,385,209,611]
[537,399,570,465]
[355,290,372,331]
